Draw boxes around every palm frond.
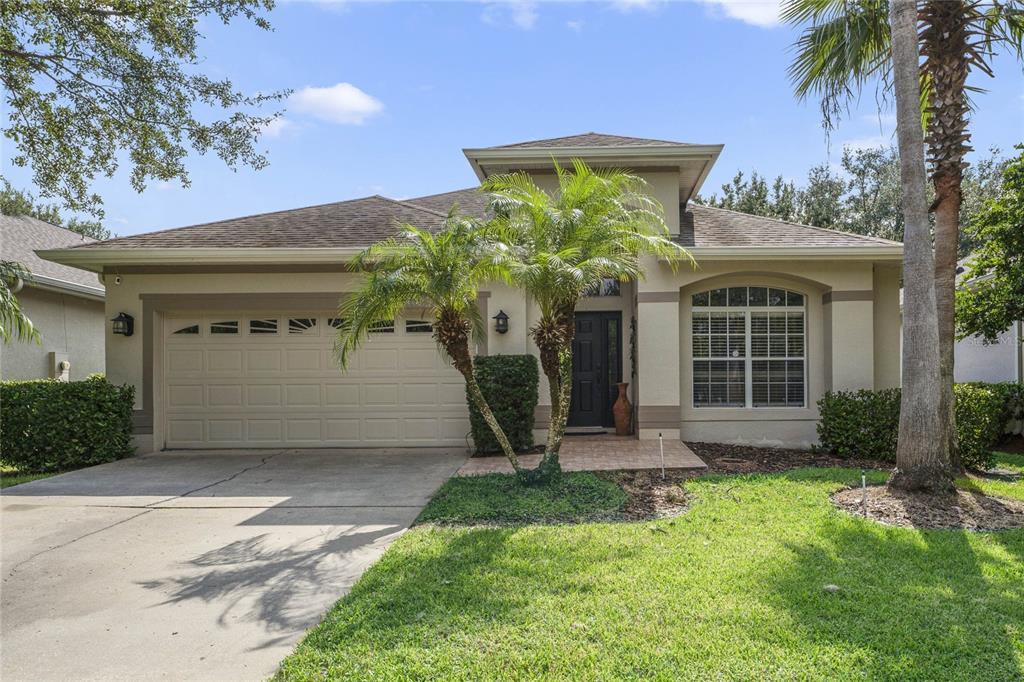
[0,260,39,344]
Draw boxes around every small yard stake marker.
[861,470,867,517]
[659,433,665,480]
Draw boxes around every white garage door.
[162,313,470,448]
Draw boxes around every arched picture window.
[691,286,805,408]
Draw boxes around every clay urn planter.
[613,382,632,436]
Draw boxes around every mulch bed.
[687,441,890,475]
[833,485,1024,531]
[602,469,695,520]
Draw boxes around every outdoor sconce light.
[111,312,134,337]
[493,310,509,334]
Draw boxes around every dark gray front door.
[569,312,623,427]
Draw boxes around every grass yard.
[277,465,1024,681]
[959,452,1024,502]
[0,463,56,489]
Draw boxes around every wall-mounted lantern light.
[111,312,134,337]
[493,310,509,335]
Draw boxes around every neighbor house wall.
[0,286,104,381]
[954,321,1022,383]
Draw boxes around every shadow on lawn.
[760,473,1023,680]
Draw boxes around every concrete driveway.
[1,449,466,682]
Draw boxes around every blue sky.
[4,0,1023,236]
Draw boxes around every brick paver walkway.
[456,435,707,476]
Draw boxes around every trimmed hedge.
[467,354,539,454]
[817,388,901,460]
[0,376,135,473]
[817,382,1020,470]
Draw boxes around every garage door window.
[173,323,200,335]
[288,317,318,335]
[249,318,279,335]
[406,320,433,333]
[369,320,395,333]
[210,320,239,335]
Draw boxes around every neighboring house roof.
[409,187,491,217]
[66,196,447,250]
[0,214,104,298]
[482,132,701,149]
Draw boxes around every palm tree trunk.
[529,309,575,482]
[922,0,972,475]
[887,0,954,493]
[437,310,522,473]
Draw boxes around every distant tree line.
[0,181,111,241]
[695,146,1009,255]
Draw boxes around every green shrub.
[955,383,1011,470]
[467,354,539,454]
[0,376,135,473]
[817,388,901,460]
[817,382,1019,469]
[989,381,1024,438]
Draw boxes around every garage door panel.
[207,349,243,373]
[247,349,282,372]
[168,385,204,408]
[209,419,244,442]
[325,418,360,442]
[247,384,283,406]
[168,349,203,373]
[285,348,321,371]
[208,384,243,407]
[164,313,469,448]
[247,419,282,441]
[286,419,322,441]
[284,384,321,407]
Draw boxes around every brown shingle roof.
[0,214,104,290]
[68,196,446,250]
[408,187,490,218]
[483,132,700,149]
[679,205,902,248]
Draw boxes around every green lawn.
[417,471,629,525]
[0,463,56,489]
[277,466,1024,681]
[959,452,1024,502]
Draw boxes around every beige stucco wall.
[0,286,105,381]
[635,258,899,448]
[110,254,898,452]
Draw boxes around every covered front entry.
[568,311,623,428]
[161,312,470,448]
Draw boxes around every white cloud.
[290,83,384,125]
[610,0,659,11]
[566,19,584,31]
[696,0,782,28]
[482,1,538,30]
[260,116,292,138]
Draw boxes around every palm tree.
[1,260,39,343]
[783,0,1024,489]
[484,160,692,482]
[334,214,523,473]
[887,0,952,492]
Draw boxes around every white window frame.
[691,288,807,409]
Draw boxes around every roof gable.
[484,132,701,149]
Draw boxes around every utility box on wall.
[49,352,71,382]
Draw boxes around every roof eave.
[462,144,725,182]
[37,247,367,273]
[24,273,105,300]
[672,246,904,261]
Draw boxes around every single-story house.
[1,214,105,381]
[40,133,903,453]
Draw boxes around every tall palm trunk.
[922,0,973,474]
[436,309,522,473]
[887,0,954,493]
[529,307,575,482]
